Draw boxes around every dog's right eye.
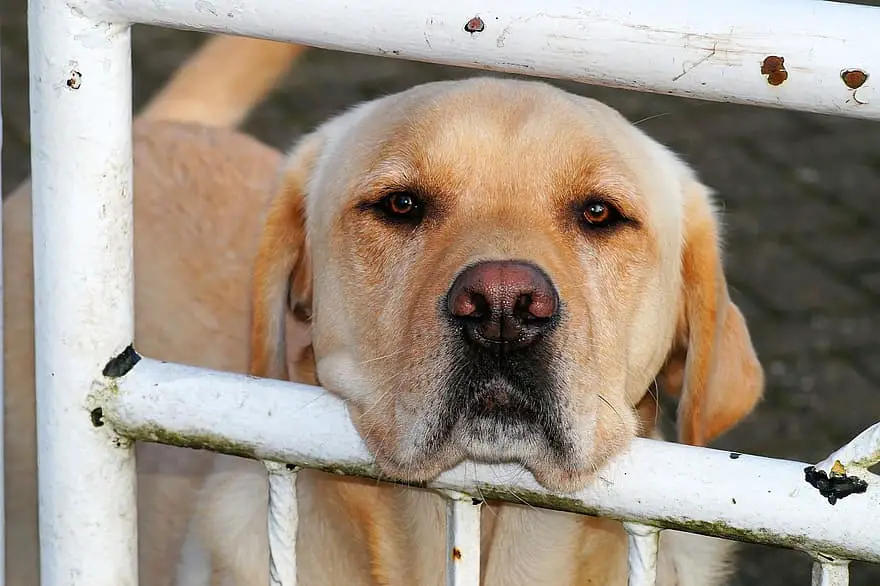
[375,191,425,224]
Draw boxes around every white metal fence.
[21,0,880,584]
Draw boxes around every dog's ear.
[249,132,323,381]
[657,179,764,446]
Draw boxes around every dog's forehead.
[379,80,637,182]
[308,79,686,232]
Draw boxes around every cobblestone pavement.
[4,7,880,584]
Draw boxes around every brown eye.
[376,191,424,224]
[580,200,621,228]
[388,193,415,215]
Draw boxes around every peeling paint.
[804,465,868,505]
[66,70,82,89]
[103,344,141,377]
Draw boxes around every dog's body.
[5,38,763,586]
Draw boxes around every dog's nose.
[446,260,558,349]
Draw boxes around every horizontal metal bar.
[84,0,880,119]
[95,357,880,563]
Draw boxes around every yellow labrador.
[4,35,306,586]
[182,78,764,585]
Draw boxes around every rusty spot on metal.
[841,69,868,90]
[452,547,462,561]
[761,56,788,86]
[66,70,82,90]
[464,16,485,33]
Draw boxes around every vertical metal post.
[28,1,138,585]
[265,462,299,586]
[443,492,482,586]
[812,555,850,586]
[623,522,660,586]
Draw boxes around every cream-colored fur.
[182,78,763,585]
[4,35,306,585]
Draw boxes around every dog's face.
[252,78,763,492]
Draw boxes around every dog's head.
[251,78,763,492]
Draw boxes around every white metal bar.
[811,555,850,586]
[623,522,659,586]
[264,462,299,586]
[81,0,880,120]
[96,357,880,563]
[27,1,138,585]
[443,491,482,586]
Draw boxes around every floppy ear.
[249,133,323,381]
[657,180,764,446]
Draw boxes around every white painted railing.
[22,0,880,585]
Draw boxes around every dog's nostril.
[451,290,489,319]
[470,292,489,319]
[525,291,556,320]
[513,294,532,319]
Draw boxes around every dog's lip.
[372,443,593,493]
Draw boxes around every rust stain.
[464,16,485,33]
[452,547,462,561]
[760,56,788,86]
[841,69,868,90]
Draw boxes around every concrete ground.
[4,6,880,585]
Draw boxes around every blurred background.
[3,1,880,584]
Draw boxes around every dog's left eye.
[376,191,424,224]
[580,200,623,229]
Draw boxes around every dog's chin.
[456,421,596,492]
[369,443,596,494]
[526,459,596,493]
[367,442,462,485]
[363,419,598,494]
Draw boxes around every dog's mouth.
[351,352,600,493]
[409,349,584,482]
[446,374,569,459]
